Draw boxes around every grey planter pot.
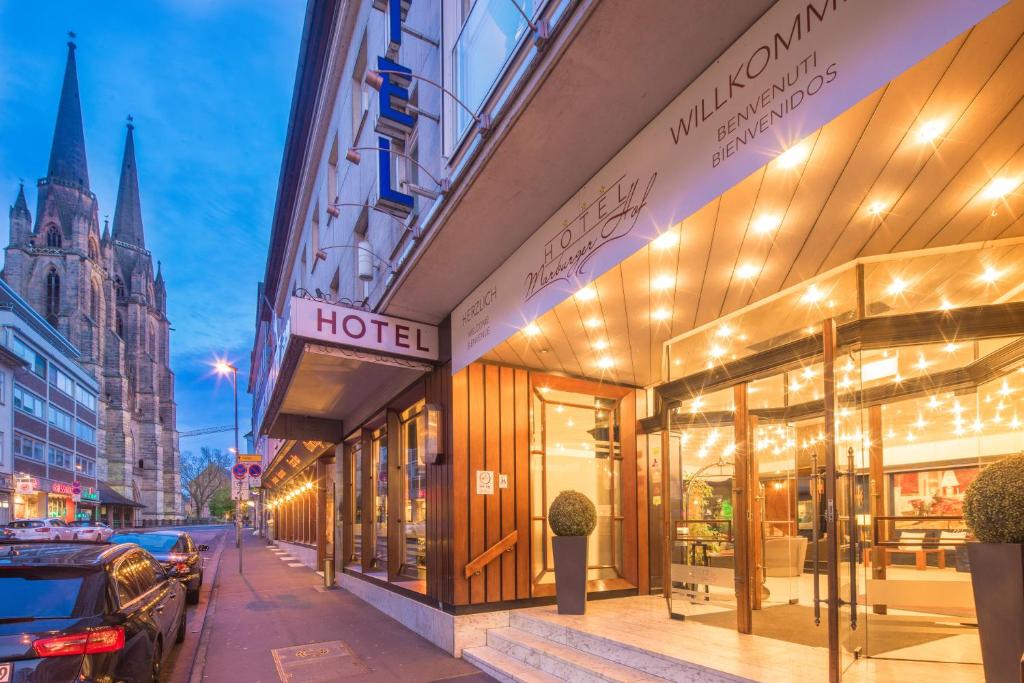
[967,542,1024,683]
[552,535,588,615]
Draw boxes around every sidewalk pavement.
[191,530,491,683]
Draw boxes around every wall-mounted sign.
[15,476,38,495]
[475,470,494,495]
[51,482,76,496]
[371,0,417,219]
[80,487,99,502]
[291,297,438,362]
[450,0,1006,372]
[498,474,509,489]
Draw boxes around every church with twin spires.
[4,38,181,522]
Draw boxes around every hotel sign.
[451,0,1007,372]
[290,297,438,362]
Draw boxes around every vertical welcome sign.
[451,0,1007,372]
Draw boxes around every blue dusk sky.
[0,2,305,455]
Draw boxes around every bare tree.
[180,447,232,518]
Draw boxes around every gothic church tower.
[4,39,181,522]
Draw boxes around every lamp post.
[214,360,242,574]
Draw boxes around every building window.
[48,446,74,470]
[45,269,60,325]
[10,337,45,377]
[0,373,5,405]
[115,312,124,339]
[451,0,536,142]
[13,385,45,420]
[148,323,156,356]
[88,237,99,260]
[351,31,370,139]
[76,420,96,444]
[13,433,44,462]
[75,385,97,412]
[90,281,100,320]
[76,456,96,477]
[49,367,74,397]
[48,405,73,433]
[114,276,126,299]
[45,225,62,248]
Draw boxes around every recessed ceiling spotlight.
[652,231,679,250]
[651,274,675,291]
[979,265,1002,284]
[584,317,601,329]
[709,344,726,358]
[802,285,825,303]
[886,277,908,295]
[575,285,597,301]
[777,143,809,169]
[522,322,541,336]
[981,177,1020,200]
[716,325,733,338]
[753,213,782,234]
[736,263,760,279]
[651,308,671,321]
[593,339,609,350]
[866,200,888,216]
[915,118,947,144]
[596,356,614,369]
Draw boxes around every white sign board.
[475,470,494,495]
[450,0,1006,372]
[498,473,509,489]
[291,297,439,362]
[231,478,250,501]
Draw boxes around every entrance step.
[487,626,668,682]
[509,611,755,682]
[462,645,562,683]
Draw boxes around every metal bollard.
[323,557,336,588]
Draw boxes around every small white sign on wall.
[476,470,494,495]
[498,474,509,489]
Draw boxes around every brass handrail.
[464,530,518,579]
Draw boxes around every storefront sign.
[372,0,417,218]
[291,297,438,362]
[80,487,99,502]
[15,476,38,495]
[450,0,1006,372]
[51,482,76,496]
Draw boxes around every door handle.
[847,447,858,631]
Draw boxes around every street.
[158,525,489,683]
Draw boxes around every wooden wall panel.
[499,366,517,601]
[425,362,454,604]
[483,365,502,602]
[360,428,374,573]
[514,369,531,600]
[386,409,402,581]
[451,367,470,605]
[620,391,639,587]
[341,443,354,567]
[468,365,486,603]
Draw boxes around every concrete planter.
[552,535,588,615]
[966,542,1024,683]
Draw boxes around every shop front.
[265,440,336,571]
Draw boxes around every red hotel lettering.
[370,319,387,343]
[395,324,410,348]
[316,307,337,335]
[342,315,366,338]
[416,329,430,352]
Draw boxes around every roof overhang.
[258,297,440,441]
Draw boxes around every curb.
[186,529,230,683]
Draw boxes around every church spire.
[11,182,30,219]
[111,117,145,249]
[46,36,90,188]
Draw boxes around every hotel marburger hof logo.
[524,171,657,301]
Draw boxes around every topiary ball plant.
[549,490,597,537]
[964,454,1024,544]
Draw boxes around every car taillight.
[33,627,125,657]
[175,562,189,573]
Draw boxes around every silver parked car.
[2,518,77,541]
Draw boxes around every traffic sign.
[247,463,263,487]
[231,463,248,480]
[231,478,250,501]
[237,454,262,463]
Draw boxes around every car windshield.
[110,533,179,553]
[9,521,43,528]
[0,570,101,619]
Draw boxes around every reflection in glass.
[400,403,427,588]
[372,427,388,571]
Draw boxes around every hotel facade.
[250,1,1023,679]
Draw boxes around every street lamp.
[213,359,242,574]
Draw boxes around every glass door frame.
[649,301,1024,682]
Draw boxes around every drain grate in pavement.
[271,640,369,682]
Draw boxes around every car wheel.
[186,585,200,605]
[175,609,187,643]
[150,639,163,682]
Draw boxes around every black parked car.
[109,531,208,604]
[0,542,186,682]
